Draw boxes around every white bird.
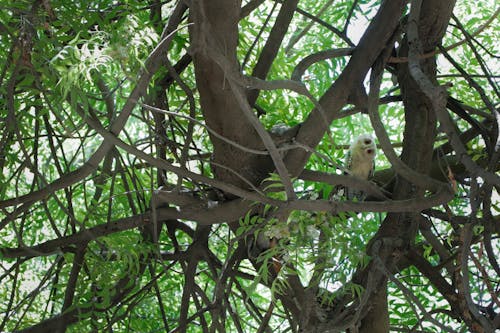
[341,134,377,200]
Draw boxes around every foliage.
[0,0,498,332]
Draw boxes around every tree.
[0,0,498,332]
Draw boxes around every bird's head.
[352,134,377,159]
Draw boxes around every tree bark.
[190,0,275,190]
[358,1,456,332]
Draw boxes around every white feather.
[347,134,376,179]
[344,134,376,200]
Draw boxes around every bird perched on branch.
[336,134,377,201]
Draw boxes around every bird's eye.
[364,139,371,145]
[367,149,373,154]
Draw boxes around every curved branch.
[284,0,407,177]
[368,57,451,194]
[291,48,353,81]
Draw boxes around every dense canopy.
[0,0,498,332]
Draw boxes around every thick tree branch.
[284,0,407,176]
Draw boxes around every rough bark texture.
[191,0,274,190]
[358,281,389,333]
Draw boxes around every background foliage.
[0,0,498,332]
